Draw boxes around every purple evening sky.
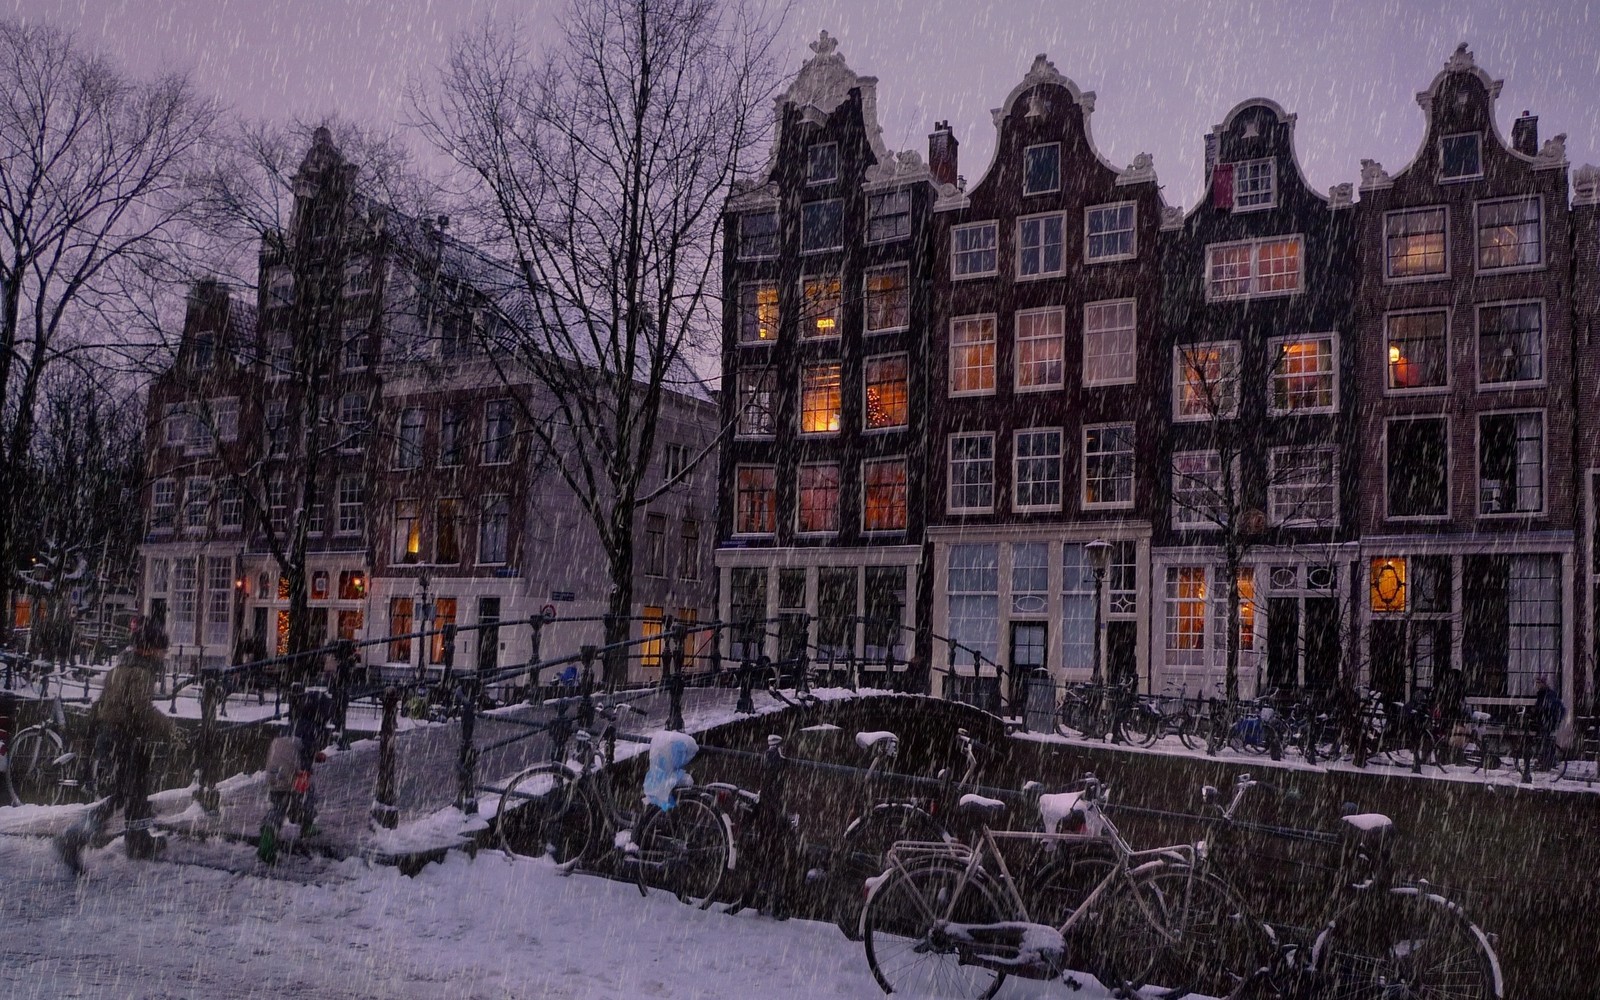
[12,0,1600,208]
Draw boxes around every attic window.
[1440,133,1482,181]
[1023,143,1061,196]
[807,143,839,185]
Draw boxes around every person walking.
[257,682,334,863]
[1533,675,1564,770]
[54,620,180,874]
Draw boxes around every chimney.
[929,121,959,187]
[1512,111,1538,157]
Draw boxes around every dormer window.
[1231,158,1275,210]
[1440,133,1482,181]
[806,143,839,185]
[1023,143,1061,195]
[192,332,215,371]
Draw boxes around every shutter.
[1212,163,1235,210]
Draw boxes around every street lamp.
[1085,539,1112,687]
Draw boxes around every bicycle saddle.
[956,793,1006,821]
[855,730,898,751]
[1338,812,1395,853]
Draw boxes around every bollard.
[457,674,480,815]
[666,628,686,732]
[195,678,222,816]
[577,645,597,730]
[371,686,401,830]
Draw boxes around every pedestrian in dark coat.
[54,620,180,873]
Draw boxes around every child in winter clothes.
[257,683,333,863]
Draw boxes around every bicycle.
[1193,773,1502,1000]
[494,694,730,908]
[859,773,1269,999]
[1054,676,1141,744]
[7,672,106,805]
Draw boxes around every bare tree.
[414,0,785,680]
[0,19,220,645]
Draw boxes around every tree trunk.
[603,522,635,688]
[1224,536,1242,702]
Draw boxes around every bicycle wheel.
[1025,846,1159,993]
[633,795,729,909]
[496,764,595,870]
[1313,886,1502,999]
[1176,709,1206,751]
[862,860,1010,1000]
[8,726,66,804]
[832,804,945,940]
[1120,704,1162,748]
[1130,867,1272,1000]
[1054,698,1095,740]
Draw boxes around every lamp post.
[415,571,433,683]
[1085,539,1111,687]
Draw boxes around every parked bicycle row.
[1048,676,1600,783]
[489,700,1503,999]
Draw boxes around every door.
[1009,622,1047,710]
[1267,598,1300,693]
[476,597,501,673]
[1106,621,1137,688]
[1304,597,1340,693]
[1370,619,1406,703]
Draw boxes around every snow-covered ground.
[0,835,1138,1000]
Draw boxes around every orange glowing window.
[800,363,842,434]
[1370,558,1406,613]
[801,275,841,338]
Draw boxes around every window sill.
[951,269,999,281]
[1383,385,1451,397]
[1382,271,1450,285]
[1085,254,1137,265]
[948,389,998,400]
[1015,383,1065,395]
[864,325,910,336]
[1082,501,1136,512]
[1474,262,1546,277]
[1015,270,1067,283]
[1269,406,1339,418]
[1083,376,1137,389]
[1477,510,1546,520]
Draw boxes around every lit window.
[1165,566,1208,666]
[800,363,842,434]
[735,466,776,534]
[1023,143,1061,195]
[389,598,413,661]
[948,434,994,513]
[1269,447,1337,526]
[1085,202,1136,262]
[1370,558,1407,613]
[1440,132,1482,180]
[1231,158,1275,210]
[1083,424,1135,508]
[864,355,909,430]
[1477,302,1543,386]
[1174,341,1241,419]
[739,282,779,344]
[736,368,776,436]
[867,189,912,243]
[1384,207,1447,279]
[1206,236,1301,300]
[1017,213,1066,278]
[797,464,840,534]
[1015,308,1064,391]
[950,315,996,395]
[393,499,421,564]
[864,265,910,331]
[1478,411,1544,515]
[951,222,998,278]
[801,275,841,338]
[1013,429,1062,511]
[1270,336,1337,414]
[1476,197,1543,271]
[1386,312,1448,390]
[738,210,779,259]
[862,458,907,531]
[1083,299,1136,386]
[801,199,843,253]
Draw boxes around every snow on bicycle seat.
[1339,812,1395,849]
[957,793,1007,821]
[1470,710,1492,722]
[1038,791,1091,835]
[855,730,898,750]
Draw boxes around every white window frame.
[738,280,779,345]
[1022,142,1062,196]
[947,433,995,514]
[1084,201,1137,263]
[1383,414,1452,522]
[800,198,843,254]
[336,474,365,536]
[864,263,911,333]
[1268,333,1339,416]
[151,478,177,531]
[1012,428,1063,513]
[800,273,842,340]
[798,362,843,437]
[1016,211,1067,279]
[806,142,839,186]
[1173,340,1242,421]
[1082,423,1136,511]
[1082,298,1137,387]
[795,462,841,536]
[1268,446,1338,527]
[1231,157,1276,211]
[1382,206,1450,282]
[1476,409,1547,519]
[733,464,777,537]
[863,353,910,432]
[737,210,779,260]
[1475,299,1545,391]
[342,255,374,297]
[218,479,243,532]
[482,398,514,465]
[1205,235,1303,301]
[1439,132,1483,182]
[477,494,510,565]
[213,397,239,443]
[861,456,909,533]
[1384,309,1451,395]
[951,221,999,279]
[394,407,425,470]
[1014,307,1065,393]
[949,314,997,397]
[866,188,912,245]
[1171,450,1225,529]
[1474,195,1544,275]
[735,367,777,439]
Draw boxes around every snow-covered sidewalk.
[0,836,1128,1000]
